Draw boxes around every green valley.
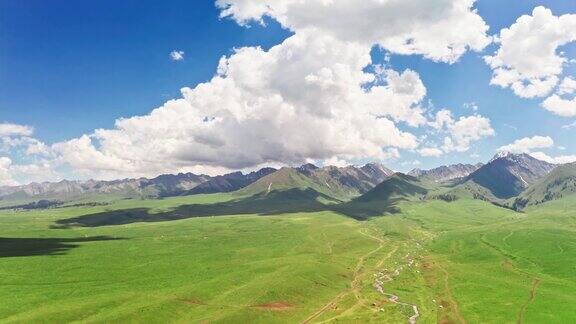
[4,1,576,322]
[2,176,575,322]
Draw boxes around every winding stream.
[373,256,420,324]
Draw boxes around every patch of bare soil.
[180,298,206,306]
[252,302,293,311]
[421,256,466,324]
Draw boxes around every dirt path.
[301,229,386,324]
[376,246,399,270]
[479,233,543,324]
[502,230,514,246]
[517,278,541,324]
[436,262,466,324]
[252,302,293,311]
[301,291,347,324]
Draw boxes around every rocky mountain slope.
[460,152,555,200]
[408,163,482,183]
[188,168,277,194]
[0,169,274,201]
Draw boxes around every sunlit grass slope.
[1,192,575,322]
[0,194,379,323]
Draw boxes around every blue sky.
[0,0,575,183]
[0,0,289,143]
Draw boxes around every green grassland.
[1,191,575,323]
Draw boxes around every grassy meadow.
[1,193,575,323]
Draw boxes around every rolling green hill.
[237,163,393,201]
[3,157,576,322]
[355,173,429,203]
[3,190,576,322]
[513,162,576,210]
[336,173,431,219]
[237,167,331,195]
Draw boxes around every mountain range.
[0,162,393,203]
[408,163,483,183]
[3,153,576,211]
[237,163,394,200]
[454,152,556,201]
[0,170,270,201]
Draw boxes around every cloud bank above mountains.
[497,135,576,165]
[1,1,574,185]
[1,0,497,184]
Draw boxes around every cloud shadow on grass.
[332,198,405,220]
[52,188,337,228]
[0,236,125,258]
[51,186,412,228]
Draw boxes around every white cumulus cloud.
[0,123,33,137]
[558,77,576,96]
[55,34,424,179]
[170,50,185,61]
[542,95,576,117]
[443,115,495,152]
[0,157,17,186]
[485,6,576,99]
[562,121,576,129]
[217,0,491,63]
[2,0,496,182]
[426,109,495,154]
[530,151,576,164]
[418,147,444,157]
[498,135,554,154]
